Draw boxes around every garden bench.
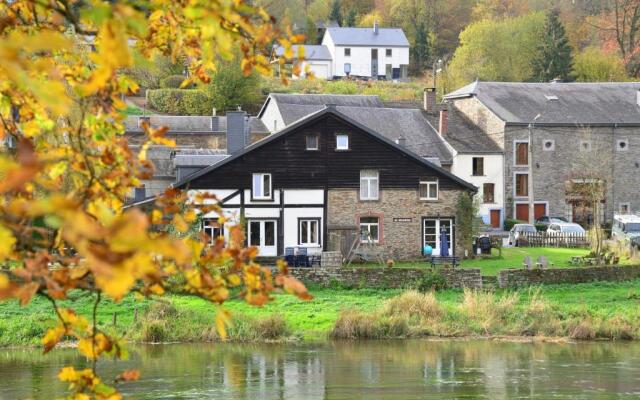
[428,256,459,268]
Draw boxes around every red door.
[490,210,501,228]
[534,203,547,220]
[515,204,528,221]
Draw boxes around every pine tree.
[531,9,573,82]
[344,9,356,27]
[412,22,430,74]
[329,0,342,27]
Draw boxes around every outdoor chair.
[523,256,533,270]
[284,247,295,267]
[536,256,553,269]
[296,247,310,267]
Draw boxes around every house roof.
[124,115,269,134]
[273,45,332,61]
[444,81,640,126]
[173,106,476,192]
[325,27,409,47]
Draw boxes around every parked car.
[509,224,537,246]
[612,214,640,248]
[546,223,586,235]
[535,216,569,227]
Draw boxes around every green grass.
[3,279,640,345]
[123,104,144,115]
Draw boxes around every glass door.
[248,220,277,256]
[423,218,453,256]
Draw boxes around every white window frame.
[360,170,379,200]
[336,134,349,150]
[617,138,629,152]
[543,139,555,151]
[359,217,379,243]
[513,140,529,166]
[252,173,272,200]
[472,157,484,176]
[299,219,320,245]
[202,218,224,245]
[580,140,592,152]
[306,134,319,150]
[419,178,439,200]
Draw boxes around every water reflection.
[2,340,640,399]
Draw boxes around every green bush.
[147,89,211,115]
[535,223,547,232]
[415,270,447,292]
[160,74,189,89]
[504,218,526,231]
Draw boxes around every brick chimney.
[423,87,436,113]
[226,109,249,154]
[438,108,448,136]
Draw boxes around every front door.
[371,49,378,77]
[515,204,528,221]
[248,220,277,256]
[490,210,501,228]
[534,203,547,220]
[423,218,453,256]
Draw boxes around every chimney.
[395,136,406,147]
[423,87,436,113]
[226,109,248,154]
[211,108,219,131]
[438,108,448,136]
[373,20,379,34]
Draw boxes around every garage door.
[309,64,329,79]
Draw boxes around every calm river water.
[2,339,640,399]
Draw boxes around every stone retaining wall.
[289,267,483,290]
[497,265,640,288]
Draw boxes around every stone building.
[444,81,640,224]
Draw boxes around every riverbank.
[2,279,640,346]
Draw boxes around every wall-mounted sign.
[393,217,412,223]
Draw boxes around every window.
[336,134,349,150]
[360,170,379,200]
[483,183,495,203]
[360,216,379,242]
[344,48,351,56]
[515,173,528,197]
[306,134,319,150]
[472,157,484,176]
[515,142,528,165]
[419,178,438,200]
[203,218,224,244]
[299,219,320,245]
[543,140,555,151]
[617,138,629,151]
[252,173,272,199]
[386,48,392,57]
[580,140,592,152]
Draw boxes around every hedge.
[147,89,211,115]
[159,75,188,89]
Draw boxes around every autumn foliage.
[0,0,309,398]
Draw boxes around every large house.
[273,22,410,80]
[173,106,476,259]
[444,81,640,224]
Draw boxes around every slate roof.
[174,106,476,192]
[325,27,409,47]
[444,81,640,126]
[124,115,269,134]
[273,45,332,61]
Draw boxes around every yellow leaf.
[215,309,231,340]
[58,366,79,382]
[0,224,16,261]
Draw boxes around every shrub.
[160,74,189,89]
[252,315,290,340]
[535,223,547,231]
[382,290,441,320]
[415,270,447,292]
[504,218,525,231]
[147,89,211,115]
[330,309,381,339]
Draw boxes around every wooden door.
[490,210,501,228]
[534,203,547,220]
[515,204,528,221]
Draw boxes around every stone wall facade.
[327,188,465,260]
[497,265,640,288]
[290,267,483,289]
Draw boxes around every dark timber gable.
[179,109,475,192]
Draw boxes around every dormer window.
[306,134,319,150]
[336,134,349,150]
[252,173,272,200]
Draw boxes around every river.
[2,339,640,399]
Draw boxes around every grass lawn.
[123,104,143,115]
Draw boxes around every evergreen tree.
[329,0,342,27]
[531,9,573,82]
[344,9,356,27]
[412,22,430,74]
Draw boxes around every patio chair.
[522,256,533,270]
[284,247,295,267]
[536,256,553,269]
[296,247,309,267]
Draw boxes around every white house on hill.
[273,22,410,80]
